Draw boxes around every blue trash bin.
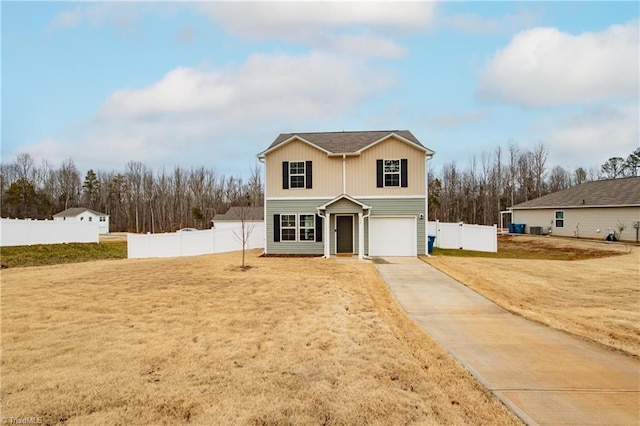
[427,235,436,254]
[514,224,526,234]
[508,223,516,233]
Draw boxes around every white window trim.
[383,159,401,188]
[554,210,565,228]
[280,213,318,242]
[299,214,316,242]
[289,161,306,189]
[280,214,297,241]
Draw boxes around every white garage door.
[369,217,416,256]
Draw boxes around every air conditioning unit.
[530,226,543,235]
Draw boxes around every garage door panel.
[369,217,416,256]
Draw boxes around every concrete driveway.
[375,257,640,426]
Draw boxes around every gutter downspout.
[317,209,329,258]
[362,207,371,259]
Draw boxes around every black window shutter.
[305,161,312,189]
[315,214,323,242]
[282,162,289,189]
[401,159,408,187]
[376,159,383,188]
[273,214,281,242]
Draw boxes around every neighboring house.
[257,130,435,258]
[212,206,264,229]
[53,208,110,234]
[510,177,640,241]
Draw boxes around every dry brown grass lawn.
[424,236,640,358]
[1,250,521,425]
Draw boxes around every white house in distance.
[510,177,640,242]
[53,208,110,234]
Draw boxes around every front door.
[336,215,353,253]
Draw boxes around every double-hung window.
[384,160,400,187]
[282,161,312,189]
[281,214,297,241]
[299,214,315,241]
[377,159,408,188]
[555,211,564,228]
[289,162,305,188]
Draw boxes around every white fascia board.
[356,133,434,155]
[257,135,333,158]
[317,194,372,210]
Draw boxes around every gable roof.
[53,207,107,217]
[317,194,371,210]
[213,206,264,221]
[512,177,640,209]
[258,130,434,158]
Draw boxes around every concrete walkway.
[375,257,640,426]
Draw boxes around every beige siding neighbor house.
[257,130,435,258]
[53,208,110,234]
[511,177,640,242]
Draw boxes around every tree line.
[2,144,637,230]
[0,154,264,233]
[427,143,639,225]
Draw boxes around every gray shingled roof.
[214,206,264,221]
[512,177,640,209]
[53,207,107,217]
[263,130,429,154]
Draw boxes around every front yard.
[1,250,520,425]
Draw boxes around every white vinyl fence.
[127,223,265,259]
[428,221,497,253]
[0,218,99,247]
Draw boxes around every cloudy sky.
[2,1,638,178]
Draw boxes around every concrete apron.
[375,257,640,426]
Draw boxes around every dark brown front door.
[336,216,353,253]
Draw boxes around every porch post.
[358,212,364,259]
[325,213,331,258]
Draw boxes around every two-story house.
[257,130,435,258]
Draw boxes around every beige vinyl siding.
[346,137,425,196]
[512,206,640,240]
[265,140,342,197]
[361,197,426,255]
[265,198,329,255]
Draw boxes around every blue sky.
[2,1,639,178]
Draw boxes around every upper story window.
[89,217,93,222]
[377,159,408,188]
[99,216,106,222]
[384,160,400,187]
[282,161,312,189]
[555,211,564,228]
[290,162,305,188]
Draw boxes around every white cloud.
[100,52,393,121]
[536,103,639,167]
[197,2,435,58]
[478,21,639,107]
[22,51,394,173]
[199,2,436,36]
